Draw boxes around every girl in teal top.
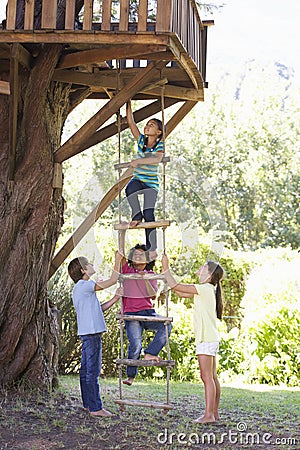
[162,254,224,424]
[125,100,164,260]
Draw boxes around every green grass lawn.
[0,376,299,449]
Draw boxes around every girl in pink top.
[121,244,172,386]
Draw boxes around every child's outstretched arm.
[162,254,197,298]
[95,251,123,291]
[126,100,140,141]
[101,287,123,311]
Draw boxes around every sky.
[0,0,299,78]
[206,0,300,78]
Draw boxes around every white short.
[196,341,219,356]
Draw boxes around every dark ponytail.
[207,261,224,320]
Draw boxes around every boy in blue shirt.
[68,252,122,417]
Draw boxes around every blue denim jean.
[79,333,103,412]
[125,178,158,251]
[124,309,172,378]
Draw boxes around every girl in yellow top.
[162,254,224,424]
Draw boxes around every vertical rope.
[161,81,167,252]
[116,59,122,227]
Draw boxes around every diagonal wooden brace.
[54,60,168,163]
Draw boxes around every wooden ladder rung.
[119,273,167,281]
[114,220,170,230]
[116,358,175,367]
[114,156,170,170]
[116,314,173,323]
[114,399,174,410]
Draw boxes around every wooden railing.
[5,0,205,72]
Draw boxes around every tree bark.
[0,0,85,387]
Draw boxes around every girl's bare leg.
[195,354,216,423]
[212,356,220,420]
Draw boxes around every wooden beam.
[48,167,134,279]
[12,44,33,70]
[56,45,167,69]
[56,97,179,158]
[52,67,190,88]
[0,32,170,47]
[55,60,167,162]
[9,44,19,180]
[0,81,10,95]
[141,85,203,101]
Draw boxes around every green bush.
[245,307,300,386]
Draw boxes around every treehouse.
[0,0,213,275]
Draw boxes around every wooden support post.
[9,44,19,181]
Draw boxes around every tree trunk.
[0,43,71,388]
[0,0,85,389]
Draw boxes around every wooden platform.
[116,358,175,368]
[114,220,171,230]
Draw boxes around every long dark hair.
[207,260,224,320]
[127,244,155,270]
[143,118,163,152]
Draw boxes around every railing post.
[65,0,76,30]
[41,0,57,29]
[138,0,148,32]
[24,0,35,30]
[102,0,112,31]
[6,0,17,30]
[156,0,172,32]
[83,0,93,31]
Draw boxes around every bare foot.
[144,353,162,362]
[194,415,216,424]
[90,409,115,417]
[214,413,220,420]
[122,378,134,386]
[129,220,141,227]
